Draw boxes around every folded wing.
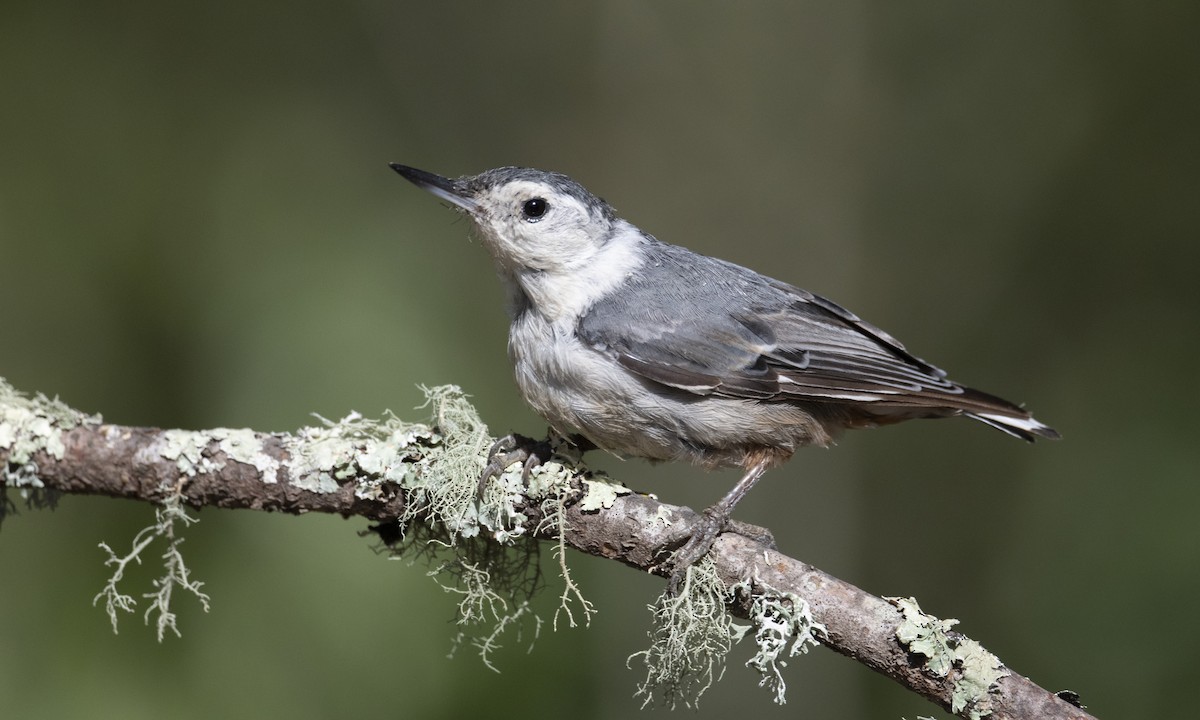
[576,241,1058,441]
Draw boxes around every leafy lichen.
[731,579,826,704]
[150,427,281,483]
[951,637,1008,718]
[287,412,385,494]
[578,475,632,512]
[889,596,1008,719]
[0,377,99,492]
[213,428,281,482]
[157,430,222,478]
[893,596,959,677]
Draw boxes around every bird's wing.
[576,243,1037,422]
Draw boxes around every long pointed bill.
[388,163,479,213]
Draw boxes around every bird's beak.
[389,163,480,213]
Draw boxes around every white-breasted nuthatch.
[390,163,1059,587]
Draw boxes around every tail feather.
[967,411,1060,442]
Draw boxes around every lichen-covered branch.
[0,379,1093,720]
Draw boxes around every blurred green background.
[2,2,1197,718]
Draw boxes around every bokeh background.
[2,2,1197,718]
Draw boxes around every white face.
[469,180,611,275]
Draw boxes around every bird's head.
[390,164,618,277]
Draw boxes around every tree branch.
[0,380,1093,720]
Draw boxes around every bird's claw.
[664,511,777,595]
[478,433,552,497]
[725,518,776,549]
[665,506,727,595]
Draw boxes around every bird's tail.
[966,410,1060,442]
[937,384,1060,442]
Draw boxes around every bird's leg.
[667,458,772,595]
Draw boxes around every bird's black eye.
[522,198,548,220]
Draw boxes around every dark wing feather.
[577,240,1053,436]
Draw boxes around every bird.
[389,163,1059,590]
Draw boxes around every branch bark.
[0,390,1093,720]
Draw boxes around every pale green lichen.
[158,430,223,477]
[534,473,595,630]
[631,565,826,708]
[893,596,958,677]
[374,387,593,664]
[0,377,99,491]
[0,379,209,636]
[4,377,598,665]
[396,386,495,538]
[525,460,573,501]
[95,397,441,641]
[629,558,734,709]
[280,407,439,496]
[1,378,100,520]
[470,461,528,543]
[354,422,438,494]
[417,530,544,669]
[430,558,543,672]
[213,428,280,482]
[889,596,1007,719]
[731,580,826,704]
[286,412,377,494]
[578,475,632,512]
[94,486,211,640]
[152,427,279,483]
[951,637,1007,718]
[468,600,541,672]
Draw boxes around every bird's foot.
[666,505,729,595]
[666,511,777,596]
[478,433,552,497]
